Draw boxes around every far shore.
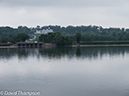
[71,44,129,47]
[0,46,18,48]
[0,44,129,48]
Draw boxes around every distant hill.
[0,25,129,41]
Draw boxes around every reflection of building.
[35,27,53,34]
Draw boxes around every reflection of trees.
[39,46,129,60]
[0,47,129,60]
[0,49,17,60]
[17,49,30,59]
[39,47,74,59]
[76,47,81,57]
[17,48,40,59]
[80,47,129,60]
[0,48,38,60]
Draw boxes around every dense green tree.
[39,32,72,45]
[75,32,81,44]
[0,33,29,43]
[0,25,129,43]
[15,33,29,42]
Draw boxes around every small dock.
[17,42,44,48]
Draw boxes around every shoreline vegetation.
[0,41,129,48]
[0,25,129,47]
[80,41,129,45]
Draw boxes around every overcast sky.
[0,0,129,28]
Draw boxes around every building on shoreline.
[33,27,53,40]
[35,27,53,34]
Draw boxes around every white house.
[35,27,53,34]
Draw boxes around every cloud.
[0,0,126,8]
[0,0,129,28]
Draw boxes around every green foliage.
[80,41,129,45]
[0,25,129,43]
[0,26,34,38]
[39,32,72,45]
[53,32,63,44]
[0,33,29,43]
[75,32,81,44]
[15,33,29,42]
[81,34,93,42]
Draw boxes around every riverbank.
[80,41,129,44]
[0,46,18,48]
[72,44,129,47]
[71,41,129,47]
[1,44,129,48]
[0,42,129,48]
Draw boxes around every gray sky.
[0,0,129,28]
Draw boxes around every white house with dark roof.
[35,27,53,34]
[33,27,53,40]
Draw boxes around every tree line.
[0,33,29,43]
[0,25,129,36]
[0,25,129,44]
[39,32,72,45]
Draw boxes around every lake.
[0,46,129,96]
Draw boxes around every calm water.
[0,47,129,96]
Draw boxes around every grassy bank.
[80,41,129,45]
[0,41,129,47]
[0,43,12,46]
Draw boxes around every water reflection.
[0,47,129,96]
[0,46,129,60]
[76,47,81,57]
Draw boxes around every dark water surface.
[0,47,129,96]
